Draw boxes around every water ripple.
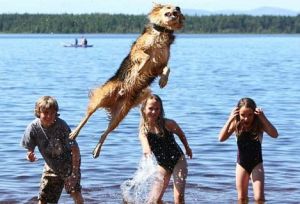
[1,34,300,203]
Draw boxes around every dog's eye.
[165,12,172,17]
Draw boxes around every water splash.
[121,154,160,203]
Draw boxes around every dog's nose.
[175,7,181,11]
[172,11,179,17]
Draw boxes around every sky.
[0,0,299,14]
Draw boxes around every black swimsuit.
[237,131,263,174]
[147,130,184,173]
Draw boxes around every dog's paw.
[92,143,102,159]
[69,132,77,140]
[159,76,168,88]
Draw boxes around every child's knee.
[174,193,184,204]
[254,194,265,203]
[71,191,84,204]
[237,196,248,204]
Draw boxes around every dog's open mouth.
[165,11,179,18]
[164,7,181,20]
[164,9,184,29]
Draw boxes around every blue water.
[0,34,300,203]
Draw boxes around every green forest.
[1,13,300,34]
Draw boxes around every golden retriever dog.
[69,3,185,158]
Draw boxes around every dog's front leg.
[92,101,132,158]
[134,51,150,73]
[159,66,170,88]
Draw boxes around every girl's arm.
[218,107,238,142]
[138,128,152,156]
[165,119,192,159]
[255,108,279,138]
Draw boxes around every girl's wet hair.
[34,96,59,118]
[235,97,261,135]
[140,94,167,136]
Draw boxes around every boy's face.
[40,108,56,128]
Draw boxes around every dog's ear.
[152,2,163,9]
[149,2,163,22]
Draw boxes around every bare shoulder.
[164,118,179,130]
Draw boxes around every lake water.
[0,34,300,204]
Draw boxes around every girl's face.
[40,108,56,128]
[144,99,161,123]
[238,106,255,129]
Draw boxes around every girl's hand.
[26,151,37,162]
[255,107,279,138]
[229,107,239,121]
[143,151,152,158]
[254,107,265,118]
[186,146,193,159]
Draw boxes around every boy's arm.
[65,140,81,192]
[22,123,37,162]
[26,149,37,162]
[70,140,81,176]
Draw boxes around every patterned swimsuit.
[147,130,184,173]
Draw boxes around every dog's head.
[148,3,185,31]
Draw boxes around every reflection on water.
[0,34,300,203]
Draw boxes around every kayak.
[63,44,93,48]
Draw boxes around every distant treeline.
[1,13,300,33]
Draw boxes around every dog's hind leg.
[69,104,98,140]
[69,83,114,140]
[92,101,132,158]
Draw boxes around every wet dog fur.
[69,3,185,158]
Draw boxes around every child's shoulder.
[26,118,40,129]
[56,117,68,125]
[55,117,71,131]
[24,119,41,137]
[164,118,178,128]
[164,118,175,124]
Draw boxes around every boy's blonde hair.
[34,96,59,118]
